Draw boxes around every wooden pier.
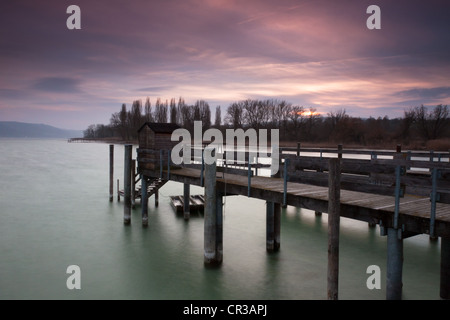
[110,123,450,300]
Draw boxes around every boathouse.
[137,122,180,170]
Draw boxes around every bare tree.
[214,106,222,127]
[154,98,168,123]
[226,102,244,127]
[144,97,153,122]
[169,98,177,124]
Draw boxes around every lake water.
[0,139,441,300]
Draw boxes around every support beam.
[183,183,190,220]
[141,176,148,227]
[386,227,403,300]
[441,237,450,299]
[109,144,114,202]
[124,144,132,225]
[327,157,341,300]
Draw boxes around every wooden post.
[183,183,190,220]
[131,159,136,209]
[117,179,120,202]
[216,190,223,263]
[338,144,343,159]
[266,200,281,252]
[266,201,275,252]
[274,202,281,251]
[109,144,114,202]
[386,227,403,300]
[327,157,341,300]
[296,142,301,157]
[141,175,148,227]
[155,185,159,207]
[441,237,450,299]
[204,147,221,265]
[124,145,132,225]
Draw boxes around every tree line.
[83,98,449,149]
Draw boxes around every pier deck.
[149,167,450,238]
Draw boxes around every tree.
[410,104,449,140]
[144,97,153,122]
[154,98,168,123]
[214,106,222,127]
[226,102,244,127]
[169,98,177,124]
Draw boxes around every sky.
[1,0,450,130]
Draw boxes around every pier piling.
[124,144,132,225]
[141,175,148,227]
[386,227,403,300]
[109,144,114,202]
[204,148,222,266]
[327,157,341,300]
[184,183,190,220]
[441,237,450,299]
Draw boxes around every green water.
[0,139,441,300]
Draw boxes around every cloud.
[32,77,82,93]
[395,87,450,100]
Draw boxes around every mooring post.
[141,175,148,227]
[124,144,132,225]
[266,201,281,252]
[131,159,136,209]
[117,179,120,202]
[441,237,450,299]
[109,144,114,202]
[274,202,281,251]
[386,227,403,300]
[327,157,341,300]
[183,183,190,220]
[266,201,275,252]
[216,190,224,263]
[204,147,221,266]
[155,182,159,207]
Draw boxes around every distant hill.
[0,121,82,138]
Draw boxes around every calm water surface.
[0,139,441,299]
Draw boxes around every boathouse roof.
[138,122,181,134]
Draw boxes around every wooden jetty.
[111,123,450,300]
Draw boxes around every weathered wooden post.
[141,175,148,227]
[155,187,159,207]
[216,190,224,263]
[386,228,403,300]
[131,159,136,209]
[183,183,190,220]
[109,144,114,202]
[274,202,281,251]
[441,237,450,299]
[124,144,132,225]
[204,147,222,266]
[266,201,275,252]
[117,179,120,202]
[385,145,404,300]
[296,142,301,157]
[327,157,341,300]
